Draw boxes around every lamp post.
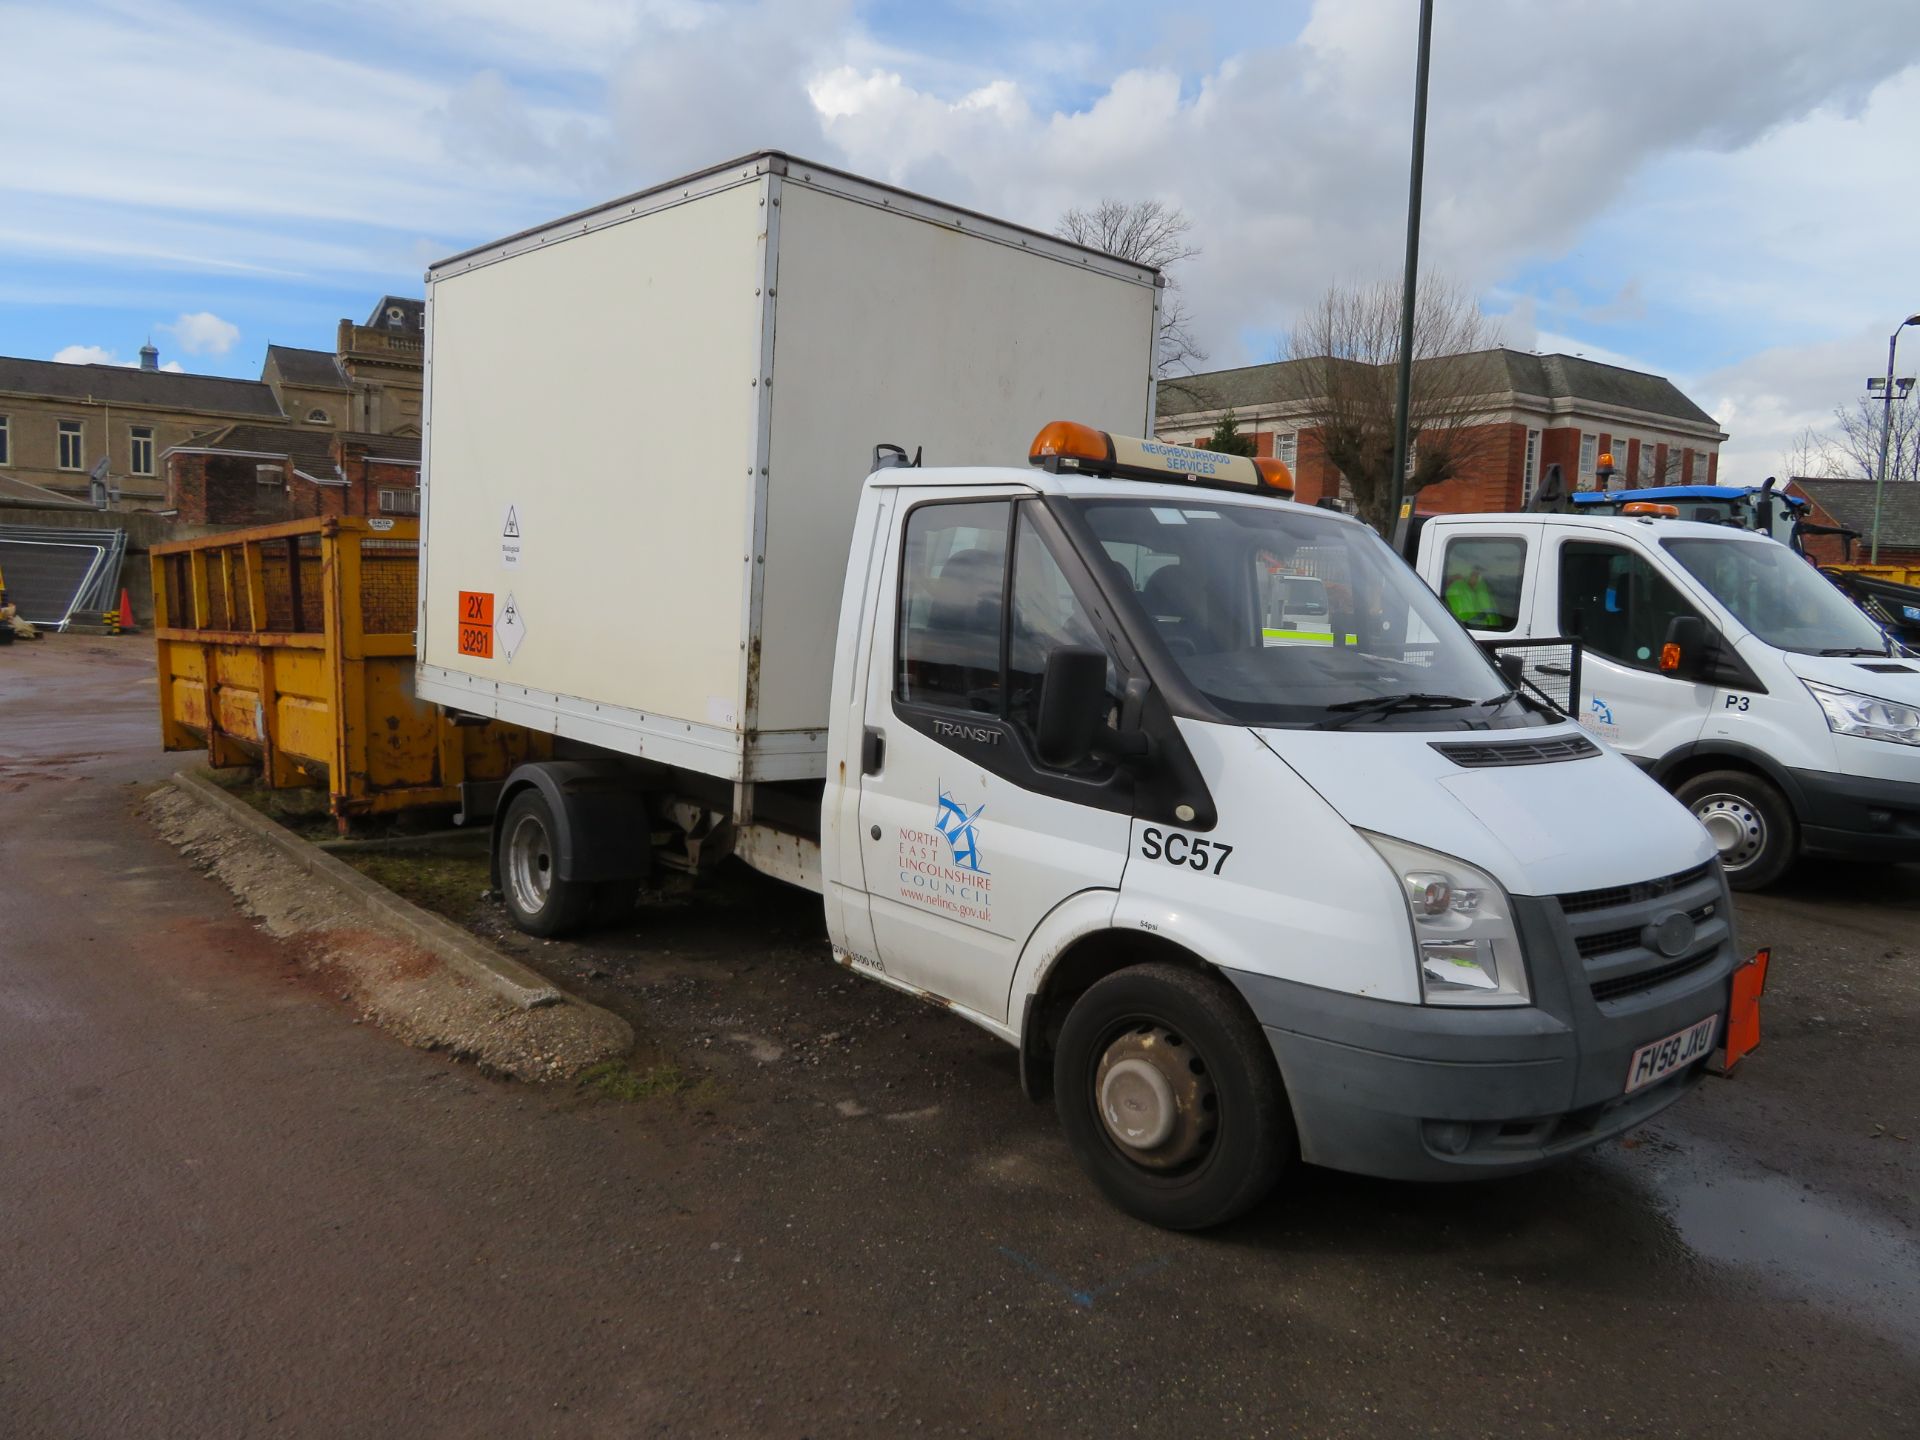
[1869,312,1920,564]
[1385,0,1435,540]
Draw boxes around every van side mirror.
[1660,615,1715,681]
[1035,647,1109,767]
[1496,652,1525,688]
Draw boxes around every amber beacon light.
[1028,421,1296,498]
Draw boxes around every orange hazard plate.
[457,590,494,658]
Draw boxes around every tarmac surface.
[2,634,1917,1438]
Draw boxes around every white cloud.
[52,343,117,365]
[50,342,183,372]
[1699,327,1890,483]
[158,310,239,355]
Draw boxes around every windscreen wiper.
[1316,693,1478,729]
[1818,647,1891,657]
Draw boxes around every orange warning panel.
[457,590,494,658]
[1711,947,1768,1075]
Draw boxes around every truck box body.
[416,153,1159,783]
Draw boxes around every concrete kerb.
[170,768,565,1012]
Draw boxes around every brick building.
[0,296,423,514]
[163,423,420,526]
[1784,477,1920,570]
[1157,349,1727,513]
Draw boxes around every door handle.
[1536,663,1572,676]
[861,726,885,776]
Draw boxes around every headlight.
[1804,681,1920,747]
[1363,833,1530,1007]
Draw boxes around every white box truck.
[419,154,1762,1229]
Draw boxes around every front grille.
[1591,951,1719,1003]
[1558,862,1716,916]
[1553,863,1729,1006]
[1430,734,1600,768]
[1574,902,1718,960]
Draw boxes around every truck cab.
[1418,509,1920,888]
[821,428,1749,1227]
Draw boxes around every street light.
[1870,312,1920,564]
[1385,0,1435,540]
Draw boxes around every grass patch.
[576,1059,694,1102]
[345,850,491,919]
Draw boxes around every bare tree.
[1782,425,1847,480]
[1284,277,1503,533]
[1826,394,1920,484]
[1056,198,1206,377]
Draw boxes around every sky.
[2,0,1917,480]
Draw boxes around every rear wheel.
[498,789,594,936]
[1053,963,1291,1230]
[1674,768,1797,891]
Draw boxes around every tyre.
[1674,768,1797,891]
[498,789,594,936]
[1053,962,1291,1230]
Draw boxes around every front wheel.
[1674,769,1797,891]
[498,789,594,936]
[1053,963,1291,1230]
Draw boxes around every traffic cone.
[118,588,137,633]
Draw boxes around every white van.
[1419,510,1920,888]
[417,157,1755,1228]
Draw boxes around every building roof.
[0,355,285,418]
[364,296,424,337]
[1157,348,1719,430]
[265,344,348,391]
[170,422,341,466]
[165,423,420,467]
[0,472,94,509]
[359,434,421,462]
[1788,477,1920,547]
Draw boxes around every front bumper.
[1224,887,1741,1182]
[1787,767,1920,862]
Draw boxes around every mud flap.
[1708,947,1769,1075]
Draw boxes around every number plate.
[1625,1014,1718,1094]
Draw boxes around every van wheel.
[1675,769,1797,891]
[499,789,593,936]
[1053,963,1291,1230]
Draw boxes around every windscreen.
[1071,497,1528,728]
[1662,537,1890,656]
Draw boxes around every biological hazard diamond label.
[497,592,526,662]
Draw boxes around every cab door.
[1544,528,1712,761]
[855,493,1132,1024]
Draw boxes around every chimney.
[139,340,159,371]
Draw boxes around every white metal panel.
[419,177,767,752]
[753,179,1158,735]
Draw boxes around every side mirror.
[1034,647,1109,768]
[1496,651,1525,688]
[1660,615,1715,681]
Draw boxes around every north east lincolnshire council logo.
[933,785,988,874]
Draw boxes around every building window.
[1520,429,1541,505]
[129,425,154,476]
[307,408,330,424]
[0,414,9,466]
[379,486,420,515]
[1276,432,1299,469]
[1579,434,1597,483]
[58,419,84,471]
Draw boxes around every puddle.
[1616,1138,1920,1345]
